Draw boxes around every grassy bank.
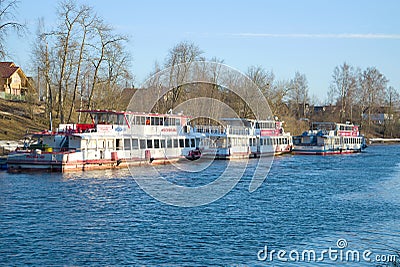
[0,98,48,141]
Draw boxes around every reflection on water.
[0,145,399,266]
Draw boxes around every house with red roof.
[0,62,35,100]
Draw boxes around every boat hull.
[292,145,362,155]
[7,151,183,173]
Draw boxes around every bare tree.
[96,39,132,110]
[54,0,92,123]
[32,0,132,126]
[162,41,203,112]
[66,4,94,123]
[288,71,309,119]
[269,79,291,116]
[246,65,274,96]
[358,67,388,135]
[0,0,25,58]
[329,62,358,122]
[85,20,129,113]
[32,19,54,129]
[384,86,400,137]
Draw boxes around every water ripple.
[0,145,399,266]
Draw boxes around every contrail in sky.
[230,33,400,39]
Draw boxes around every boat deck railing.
[228,126,250,136]
[194,125,251,136]
[194,125,225,134]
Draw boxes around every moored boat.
[193,118,292,159]
[7,110,199,172]
[292,122,367,155]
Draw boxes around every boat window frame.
[124,138,131,150]
[167,138,173,148]
[139,139,146,149]
[154,139,160,149]
[147,139,153,148]
[132,139,139,149]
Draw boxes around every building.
[362,107,395,124]
[0,62,35,100]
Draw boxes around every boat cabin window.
[339,125,353,131]
[108,139,115,149]
[173,139,178,148]
[116,139,122,150]
[185,139,190,148]
[124,139,131,150]
[139,139,146,149]
[179,139,184,148]
[99,139,105,148]
[160,139,166,148]
[190,138,195,148]
[167,138,172,148]
[132,139,139,149]
[93,112,127,125]
[129,115,169,126]
[155,117,161,125]
[117,115,125,125]
[154,139,160,149]
[147,139,153,148]
[97,114,107,124]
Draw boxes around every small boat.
[185,148,202,160]
[292,122,366,155]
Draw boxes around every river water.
[0,145,399,266]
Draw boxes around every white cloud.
[230,33,400,39]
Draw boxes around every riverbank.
[369,138,400,144]
[0,99,47,141]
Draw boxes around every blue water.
[1,145,399,266]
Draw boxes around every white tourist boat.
[292,122,367,155]
[7,110,199,172]
[193,118,292,159]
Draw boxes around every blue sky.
[6,0,400,103]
